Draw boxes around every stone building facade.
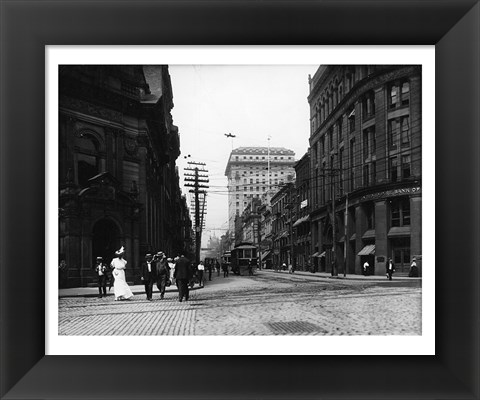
[224,147,296,242]
[59,65,192,287]
[308,65,421,276]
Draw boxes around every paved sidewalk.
[259,268,421,282]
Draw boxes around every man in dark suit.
[155,251,170,300]
[140,253,156,301]
[174,255,193,302]
[94,256,108,298]
[386,257,395,280]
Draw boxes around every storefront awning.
[362,229,376,239]
[260,250,272,260]
[293,215,310,227]
[319,251,326,258]
[388,227,411,237]
[358,244,375,256]
[312,251,326,258]
[349,233,356,241]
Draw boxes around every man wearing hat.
[140,253,156,301]
[155,251,170,300]
[94,256,108,298]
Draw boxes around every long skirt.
[113,269,134,300]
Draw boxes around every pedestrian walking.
[363,260,369,276]
[386,257,395,280]
[222,262,229,277]
[409,257,419,277]
[216,260,220,277]
[94,256,108,298]
[174,255,193,302]
[207,262,213,281]
[197,261,205,287]
[155,252,170,299]
[140,253,156,301]
[248,259,253,276]
[110,246,134,301]
[167,257,176,286]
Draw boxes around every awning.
[312,252,320,257]
[319,251,326,258]
[260,250,272,260]
[348,108,355,118]
[362,229,376,239]
[349,233,356,241]
[388,226,411,237]
[293,215,310,227]
[357,244,375,256]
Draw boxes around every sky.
[169,65,319,244]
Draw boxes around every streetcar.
[230,243,257,275]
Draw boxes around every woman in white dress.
[110,246,134,301]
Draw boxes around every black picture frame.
[1,1,479,399]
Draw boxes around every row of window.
[311,78,410,134]
[235,155,293,161]
[311,153,412,207]
[311,66,373,131]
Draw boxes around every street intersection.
[59,270,421,336]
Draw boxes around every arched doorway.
[92,218,122,266]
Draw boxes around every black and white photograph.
[57,60,425,340]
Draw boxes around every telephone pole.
[323,163,341,277]
[184,161,209,265]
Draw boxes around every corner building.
[59,65,191,287]
[225,147,296,239]
[308,65,421,276]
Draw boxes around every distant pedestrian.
[363,261,369,276]
[216,260,220,277]
[197,261,205,287]
[174,255,193,302]
[409,257,419,277]
[59,259,67,288]
[140,253,156,301]
[207,261,213,281]
[110,246,134,301]
[94,256,108,298]
[386,258,395,280]
[282,262,287,272]
[155,252,170,299]
[248,259,253,276]
[222,262,229,277]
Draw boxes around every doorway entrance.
[391,238,411,274]
[92,218,122,266]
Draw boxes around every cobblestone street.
[59,271,421,336]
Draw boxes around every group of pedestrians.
[94,247,232,303]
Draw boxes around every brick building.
[293,152,311,271]
[308,65,421,275]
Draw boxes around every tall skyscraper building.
[224,147,296,236]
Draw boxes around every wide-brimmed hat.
[115,246,125,255]
[145,253,152,258]
[167,258,173,262]
[96,256,103,260]
[156,251,164,257]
